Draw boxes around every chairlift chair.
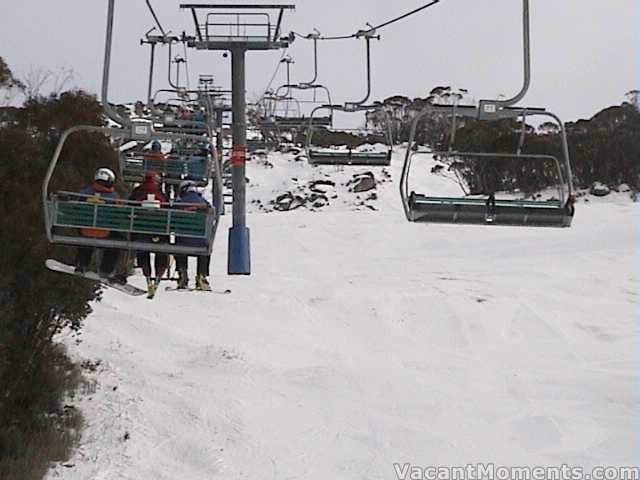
[304,27,393,166]
[399,0,574,228]
[43,122,223,256]
[268,49,334,129]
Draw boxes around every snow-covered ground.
[48,148,638,479]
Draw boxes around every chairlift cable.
[258,48,289,104]
[145,0,167,38]
[369,0,440,31]
[291,0,441,42]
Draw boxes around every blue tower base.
[228,226,251,275]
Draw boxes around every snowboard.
[45,260,147,297]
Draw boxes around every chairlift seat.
[308,149,391,166]
[47,193,215,255]
[408,193,573,227]
[259,115,332,129]
[247,139,278,152]
[155,125,209,135]
[121,154,210,185]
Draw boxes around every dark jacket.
[175,190,211,247]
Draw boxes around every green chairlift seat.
[43,124,222,256]
[120,153,211,185]
[47,193,215,255]
[307,148,391,166]
[399,106,576,229]
[408,193,573,227]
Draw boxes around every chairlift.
[44,122,222,255]
[399,0,575,228]
[119,145,213,187]
[43,0,223,256]
[270,34,335,129]
[305,28,393,166]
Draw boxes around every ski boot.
[146,277,158,299]
[177,269,189,290]
[195,275,211,291]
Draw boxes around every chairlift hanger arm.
[305,31,320,84]
[290,30,322,85]
[103,0,129,127]
[167,39,189,90]
[348,33,376,107]
[498,0,530,108]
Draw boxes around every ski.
[165,286,231,295]
[45,260,147,297]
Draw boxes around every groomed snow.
[47,148,638,479]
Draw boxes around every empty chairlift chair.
[399,0,575,228]
[304,28,393,167]
[400,104,575,228]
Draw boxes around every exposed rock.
[273,192,307,211]
[309,179,336,193]
[347,172,377,193]
[590,182,610,197]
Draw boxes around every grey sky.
[1,0,637,127]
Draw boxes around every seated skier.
[129,170,169,295]
[144,140,166,162]
[174,180,212,290]
[75,168,121,278]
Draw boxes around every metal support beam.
[497,0,530,108]
[102,0,129,126]
[190,8,203,42]
[180,4,295,9]
[146,42,156,106]
[214,108,224,210]
[228,48,251,275]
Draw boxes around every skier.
[144,140,166,162]
[75,168,121,278]
[174,180,212,290]
[129,170,169,296]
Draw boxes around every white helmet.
[179,180,198,195]
[94,168,116,186]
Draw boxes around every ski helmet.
[94,168,116,186]
[179,180,198,195]
[151,140,162,152]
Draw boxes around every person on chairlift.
[75,168,122,279]
[129,170,169,294]
[144,140,166,162]
[174,180,212,291]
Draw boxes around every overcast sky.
[1,0,637,127]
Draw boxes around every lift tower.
[181,3,295,275]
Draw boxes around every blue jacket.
[175,191,211,247]
[81,182,119,202]
[79,182,119,238]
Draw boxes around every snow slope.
[47,149,638,479]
